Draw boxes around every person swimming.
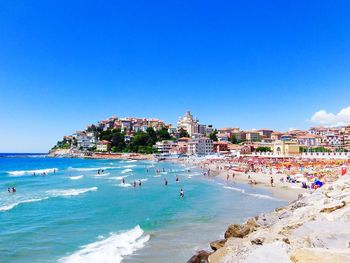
[133,180,136,188]
[122,178,125,184]
[139,180,142,187]
[176,176,179,182]
[12,187,16,193]
[164,178,168,186]
[8,187,11,193]
[180,189,184,198]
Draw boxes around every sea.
[0,154,286,263]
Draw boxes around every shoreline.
[45,153,350,262]
[171,157,306,202]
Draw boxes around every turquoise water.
[0,156,286,263]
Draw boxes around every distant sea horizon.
[0,153,48,158]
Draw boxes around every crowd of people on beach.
[182,155,349,192]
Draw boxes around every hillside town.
[51,111,350,160]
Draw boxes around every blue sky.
[0,0,350,152]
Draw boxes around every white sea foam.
[188,173,202,178]
[247,193,279,200]
[59,225,150,263]
[68,175,84,180]
[109,176,128,180]
[153,175,161,178]
[121,169,133,174]
[0,187,98,212]
[93,173,110,177]
[116,183,132,188]
[123,165,136,168]
[140,179,148,182]
[7,168,58,176]
[46,187,98,197]
[223,186,246,194]
[223,186,280,201]
[125,160,137,163]
[69,167,115,172]
[0,197,49,211]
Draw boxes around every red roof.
[98,140,112,144]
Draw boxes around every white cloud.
[310,106,350,127]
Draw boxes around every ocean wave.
[223,186,246,194]
[0,197,49,211]
[121,169,133,174]
[125,160,137,163]
[93,173,110,177]
[223,186,279,200]
[68,175,84,180]
[188,173,202,178]
[7,168,58,176]
[247,193,279,200]
[116,183,132,188]
[69,167,115,172]
[0,187,98,212]
[47,187,98,197]
[59,225,150,263]
[109,176,128,180]
[123,165,136,168]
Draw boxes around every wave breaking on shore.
[59,225,150,263]
[7,168,58,176]
[0,187,98,212]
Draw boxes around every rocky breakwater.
[188,175,350,263]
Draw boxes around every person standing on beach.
[270,177,274,187]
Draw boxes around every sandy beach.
[173,157,308,201]
[180,156,350,263]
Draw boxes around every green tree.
[178,128,190,138]
[146,127,157,145]
[209,129,218,141]
[99,130,112,141]
[111,132,126,152]
[230,135,241,144]
[255,146,272,152]
[157,127,171,140]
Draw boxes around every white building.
[187,138,213,155]
[74,131,96,150]
[155,140,176,154]
[177,111,199,136]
